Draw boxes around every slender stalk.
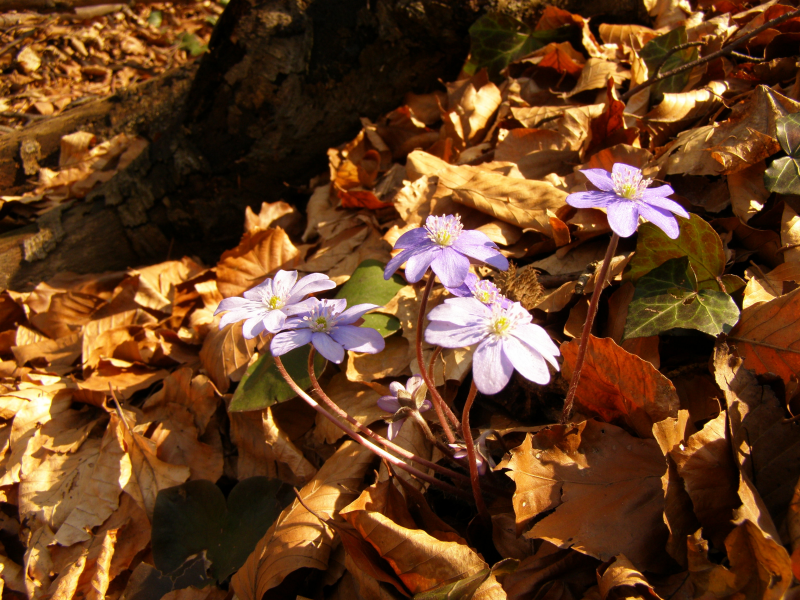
[304,349,470,485]
[275,355,472,499]
[416,275,460,442]
[463,382,491,528]
[621,6,800,102]
[427,345,442,383]
[562,233,620,422]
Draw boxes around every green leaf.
[465,13,573,79]
[624,214,727,289]
[624,257,740,339]
[764,112,800,195]
[147,9,162,27]
[639,27,697,102]
[177,32,208,57]
[152,478,291,582]
[335,259,404,337]
[229,345,325,412]
[412,559,517,600]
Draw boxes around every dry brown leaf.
[597,555,661,600]
[659,86,800,176]
[782,203,800,263]
[605,282,660,368]
[300,221,391,285]
[406,151,568,237]
[28,291,104,340]
[560,336,678,438]
[443,79,502,149]
[494,129,578,180]
[670,411,739,549]
[229,407,317,487]
[244,200,298,234]
[12,332,82,374]
[77,359,170,400]
[567,59,630,97]
[46,548,88,600]
[231,440,374,600]
[346,335,410,382]
[199,318,257,393]
[142,368,219,435]
[130,257,205,313]
[728,286,800,385]
[687,520,792,600]
[641,81,729,148]
[150,420,223,482]
[314,373,385,445]
[340,480,505,598]
[82,308,158,375]
[501,421,668,570]
[598,23,657,50]
[743,262,800,308]
[216,227,301,298]
[728,161,770,223]
[0,554,25,594]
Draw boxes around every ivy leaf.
[152,478,292,583]
[228,345,326,412]
[625,215,727,289]
[764,112,800,195]
[465,13,572,79]
[335,259,404,337]
[624,257,740,339]
[638,26,698,102]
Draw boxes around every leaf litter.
[3,1,800,599]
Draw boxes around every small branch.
[729,50,768,63]
[463,382,491,529]
[275,355,472,500]
[416,275,460,442]
[621,6,800,102]
[655,41,706,78]
[562,233,620,422]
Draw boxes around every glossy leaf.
[152,477,290,583]
[624,257,740,339]
[639,26,697,102]
[466,13,572,79]
[229,345,326,412]
[625,215,726,289]
[764,112,800,195]
[335,259,403,337]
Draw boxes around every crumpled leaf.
[560,335,678,438]
[501,421,668,571]
[597,555,661,600]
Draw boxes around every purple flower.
[214,270,336,339]
[376,375,432,440]
[384,214,509,288]
[566,163,689,239]
[425,297,560,395]
[450,433,496,475]
[446,273,511,308]
[270,298,385,364]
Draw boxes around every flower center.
[473,280,501,305]
[425,214,463,247]
[486,304,526,338]
[612,169,652,201]
[303,301,338,333]
[264,295,285,310]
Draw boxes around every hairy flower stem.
[562,233,620,423]
[274,356,472,499]
[463,382,491,529]
[417,275,460,442]
[427,346,442,383]
[304,350,470,485]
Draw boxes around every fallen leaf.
[314,373,384,445]
[597,555,661,600]
[198,318,257,393]
[501,421,669,570]
[781,203,800,263]
[728,161,770,223]
[567,59,631,97]
[231,440,374,600]
[742,262,800,308]
[560,336,677,438]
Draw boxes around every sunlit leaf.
[229,346,326,412]
[639,26,698,102]
[764,112,800,195]
[466,13,572,79]
[624,257,740,339]
[335,259,404,337]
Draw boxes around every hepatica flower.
[270,298,385,364]
[377,375,432,440]
[214,270,336,339]
[567,163,689,239]
[450,433,496,475]
[446,273,510,308]
[425,297,560,395]
[384,214,509,288]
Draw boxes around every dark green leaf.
[776,111,800,156]
[335,259,404,337]
[625,215,726,288]
[639,27,697,102]
[177,32,207,57]
[229,345,325,412]
[624,257,740,339]
[413,568,490,600]
[466,13,572,79]
[764,156,800,195]
[152,478,290,583]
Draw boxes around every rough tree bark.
[0,0,644,290]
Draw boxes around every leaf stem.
[562,233,620,423]
[275,355,472,499]
[463,381,491,529]
[621,6,800,102]
[417,275,460,442]
[304,349,471,485]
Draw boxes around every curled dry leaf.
[500,421,668,571]
[560,335,678,438]
[597,555,661,600]
[742,262,800,308]
[199,318,257,394]
[231,440,374,600]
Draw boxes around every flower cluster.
[566,163,688,239]
[214,270,384,363]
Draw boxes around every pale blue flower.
[377,375,432,440]
[446,273,511,308]
[214,270,336,339]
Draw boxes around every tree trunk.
[0,0,644,290]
